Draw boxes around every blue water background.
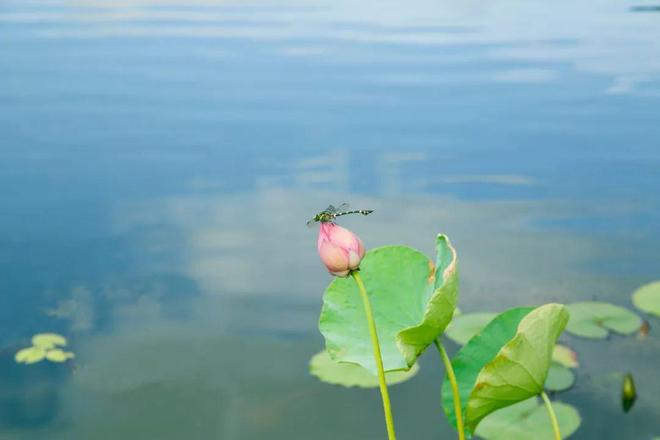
[1,0,659,438]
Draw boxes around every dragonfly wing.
[306,219,318,228]
[335,203,350,211]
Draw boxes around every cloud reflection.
[16,165,654,439]
[4,0,660,92]
[113,183,598,316]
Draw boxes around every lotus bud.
[622,372,637,412]
[317,223,365,277]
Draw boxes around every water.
[1,0,659,438]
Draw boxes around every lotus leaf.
[15,346,46,364]
[465,304,569,432]
[632,281,660,317]
[445,312,496,345]
[545,363,575,392]
[475,396,581,439]
[566,302,641,338]
[309,350,419,388]
[552,345,578,369]
[442,307,533,430]
[46,349,75,362]
[32,333,68,349]
[319,235,458,374]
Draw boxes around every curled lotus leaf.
[442,307,533,431]
[442,304,569,435]
[319,234,458,374]
[465,304,570,432]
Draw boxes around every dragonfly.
[306,203,374,227]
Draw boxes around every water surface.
[1,0,660,438]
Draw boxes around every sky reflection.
[1,0,660,438]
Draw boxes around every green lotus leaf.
[46,349,75,363]
[632,281,660,317]
[545,363,575,392]
[32,333,68,349]
[552,345,578,369]
[309,350,419,388]
[442,307,534,431]
[15,346,47,364]
[465,304,569,433]
[475,397,581,440]
[319,234,458,374]
[445,312,497,345]
[565,302,641,338]
[546,345,579,391]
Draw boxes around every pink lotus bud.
[317,223,366,277]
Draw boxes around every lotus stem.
[541,391,561,440]
[435,339,466,440]
[350,270,397,440]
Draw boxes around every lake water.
[1,0,659,438]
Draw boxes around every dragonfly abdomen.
[335,209,374,217]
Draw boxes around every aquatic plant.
[317,222,366,277]
[309,216,653,439]
[15,333,75,365]
[311,221,563,438]
[632,281,660,317]
[622,373,637,413]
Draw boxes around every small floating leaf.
[465,303,569,433]
[552,344,579,369]
[545,363,575,392]
[632,281,660,317]
[565,302,641,338]
[622,373,636,413]
[15,347,47,364]
[475,397,581,440]
[445,312,497,345]
[45,349,75,363]
[309,350,418,388]
[319,235,458,373]
[32,333,68,349]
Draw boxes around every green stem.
[350,270,397,440]
[541,391,561,440]
[434,339,466,440]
